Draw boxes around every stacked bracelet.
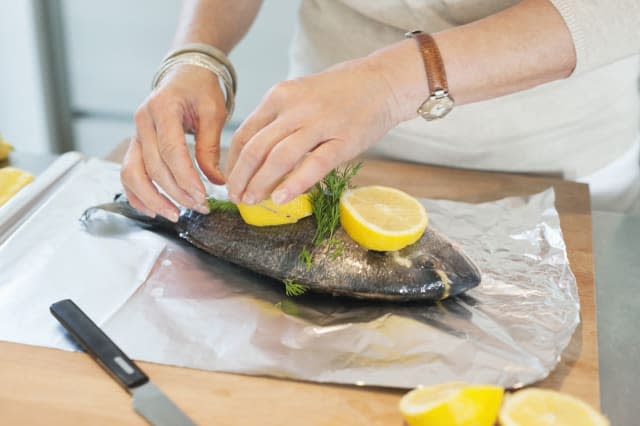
[151,43,237,122]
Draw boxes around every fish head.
[409,245,482,299]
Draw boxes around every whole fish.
[82,195,481,302]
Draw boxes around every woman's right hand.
[120,65,228,222]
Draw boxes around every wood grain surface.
[0,146,598,425]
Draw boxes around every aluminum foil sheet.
[0,159,580,389]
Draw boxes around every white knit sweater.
[288,0,640,179]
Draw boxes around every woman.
[120,0,640,221]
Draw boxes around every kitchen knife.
[50,299,197,426]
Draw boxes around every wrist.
[158,63,222,92]
[368,38,432,124]
[152,44,237,121]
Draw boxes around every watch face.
[418,94,454,121]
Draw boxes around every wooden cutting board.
[0,147,598,425]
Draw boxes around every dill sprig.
[283,278,308,296]
[298,246,313,271]
[327,237,344,260]
[308,162,362,247]
[206,196,239,213]
[291,163,361,274]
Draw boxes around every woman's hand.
[224,56,400,205]
[120,65,227,221]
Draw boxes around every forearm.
[172,0,263,52]
[372,0,576,123]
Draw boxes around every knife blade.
[50,299,197,426]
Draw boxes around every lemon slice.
[339,185,428,251]
[0,167,34,207]
[399,382,504,426]
[499,388,609,426]
[237,193,312,226]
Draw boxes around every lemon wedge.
[0,167,34,207]
[499,388,609,426]
[399,382,504,426]
[237,193,312,226]
[339,185,428,251]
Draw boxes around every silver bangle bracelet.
[151,45,237,121]
[162,43,237,94]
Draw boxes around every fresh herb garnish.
[308,162,362,247]
[288,163,362,283]
[327,237,344,260]
[299,246,313,271]
[206,196,239,213]
[284,165,361,300]
[283,278,308,296]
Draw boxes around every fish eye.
[417,255,438,269]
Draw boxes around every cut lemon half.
[339,185,427,251]
[499,388,609,426]
[399,382,504,426]
[238,193,312,227]
[0,167,34,207]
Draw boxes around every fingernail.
[143,208,157,218]
[164,209,179,222]
[133,205,155,218]
[272,189,288,205]
[193,203,210,215]
[228,192,239,204]
[242,193,255,205]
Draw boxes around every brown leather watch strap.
[405,31,448,94]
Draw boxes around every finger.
[224,106,278,181]
[137,112,209,214]
[225,119,297,204]
[242,129,321,204]
[194,99,226,184]
[141,141,210,215]
[271,138,357,204]
[120,138,180,222]
[153,105,206,204]
[124,189,156,218]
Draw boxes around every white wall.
[62,0,300,157]
[0,1,300,158]
[0,1,56,154]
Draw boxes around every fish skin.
[81,196,481,301]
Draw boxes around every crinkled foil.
[0,159,579,389]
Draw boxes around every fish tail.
[80,193,177,233]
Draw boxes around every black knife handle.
[50,299,149,390]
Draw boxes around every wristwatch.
[405,30,454,121]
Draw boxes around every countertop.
[0,148,607,425]
[593,211,640,425]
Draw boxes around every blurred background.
[0,0,299,158]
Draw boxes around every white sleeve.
[549,0,640,74]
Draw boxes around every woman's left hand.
[224,56,400,205]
